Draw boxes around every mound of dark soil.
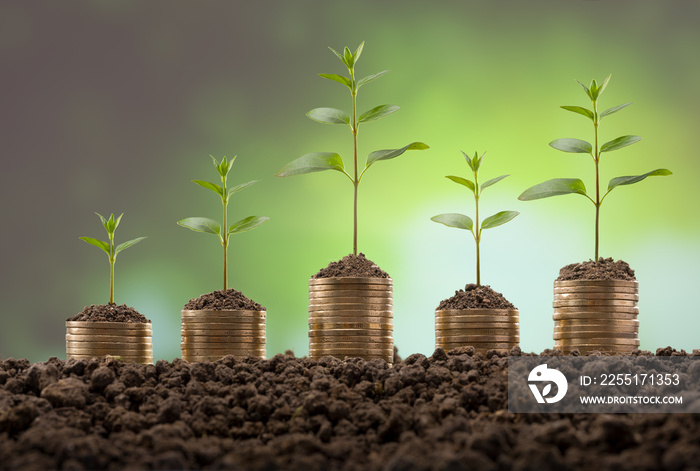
[313,253,390,279]
[1,348,699,470]
[437,284,517,310]
[184,289,265,311]
[557,258,636,281]
[67,304,150,323]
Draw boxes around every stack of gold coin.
[553,280,639,354]
[66,321,153,363]
[181,310,266,362]
[308,277,393,363]
[434,309,519,352]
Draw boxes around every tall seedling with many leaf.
[179,156,269,290]
[432,152,519,285]
[519,75,671,261]
[80,213,146,305]
[275,42,428,255]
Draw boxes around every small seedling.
[178,156,269,290]
[275,42,428,255]
[80,213,146,305]
[432,151,519,285]
[519,75,671,261]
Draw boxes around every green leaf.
[307,107,351,126]
[518,178,588,200]
[481,211,519,230]
[115,237,146,256]
[607,168,672,191]
[193,180,224,198]
[275,152,345,177]
[472,151,483,171]
[358,104,399,123]
[178,217,222,237]
[577,80,592,100]
[356,70,390,88]
[461,151,474,171]
[343,46,353,67]
[228,215,270,235]
[480,174,509,192]
[561,105,594,121]
[431,213,474,232]
[550,138,592,154]
[223,156,236,175]
[445,175,475,193]
[80,236,111,255]
[597,74,611,97]
[328,46,344,63]
[227,180,258,200]
[600,102,632,119]
[600,135,641,153]
[353,41,364,62]
[365,142,429,169]
[318,73,352,89]
[590,79,599,99]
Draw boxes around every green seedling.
[432,151,519,285]
[519,75,671,261]
[178,156,269,290]
[275,42,428,255]
[80,213,146,305]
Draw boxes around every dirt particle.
[557,257,636,281]
[67,304,150,323]
[437,284,517,310]
[184,288,264,311]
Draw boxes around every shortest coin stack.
[66,321,153,364]
[435,309,520,352]
[553,280,639,354]
[181,310,266,362]
[308,277,394,364]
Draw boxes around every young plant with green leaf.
[518,75,671,261]
[275,42,428,255]
[178,156,269,290]
[432,151,519,286]
[80,213,146,305]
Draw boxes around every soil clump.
[557,257,636,281]
[437,284,516,310]
[67,304,150,323]
[184,289,265,311]
[1,348,698,470]
[313,253,390,279]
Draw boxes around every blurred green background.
[1,1,697,362]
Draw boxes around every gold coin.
[554,328,638,336]
[435,329,519,338]
[309,285,393,294]
[554,280,638,289]
[182,354,266,361]
[553,306,639,315]
[436,334,519,342]
[435,323,519,331]
[67,353,152,362]
[309,291,392,299]
[554,338,640,346]
[65,328,152,337]
[308,322,393,330]
[436,309,518,316]
[309,302,393,311]
[309,277,392,285]
[181,329,265,336]
[181,337,266,345]
[553,286,638,295]
[65,334,152,343]
[437,342,517,350]
[554,292,639,302]
[181,349,265,357]
[554,321,638,330]
[66,348,153,356]
[553,299,637,308]
[308,328,392,336]
[553,331,638,340]
[553,313,638,322]
[66,340,152,348]
[434,315,519,324]
[308,349,394,357]
[308,312,392,320]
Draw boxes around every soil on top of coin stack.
[313,253,390,279]
[183,288,265,311]
[67,304,150,323]
[557,257,636,281]
[437,284,517,310]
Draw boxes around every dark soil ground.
[67,304,150,323]
[313,253,390,279]
[2,347,699,471]
[557,258,636,281]
[437,284,517,311]
[184,289,265,311]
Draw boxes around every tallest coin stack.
[553,279,639,354]
[308,277,394,364]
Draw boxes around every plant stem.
[351,69,359,256]
[474,169,481,286]
[109,258,114,304]
[222,178,228,290]
[593,100,600,262]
